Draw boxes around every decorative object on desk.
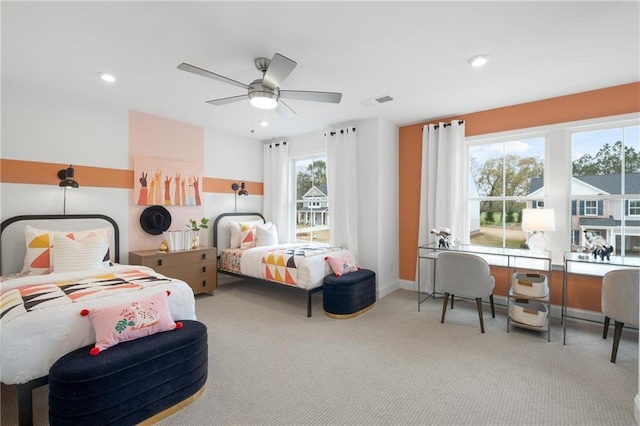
[584,230,613,261]
[575,245,590,259]
[430,227,460,249]
[521,208,555,251]
[159,239,169,252]
[139,206,172,235]
[187,217,209,249]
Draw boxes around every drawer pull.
[157,259,162,267]
[202,266,206,273]
[202,253,207,260]
[202,280,206,287]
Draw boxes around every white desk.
[562,252,640,345]
[417,243,552,308]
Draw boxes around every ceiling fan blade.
[276,100,296,117]
[280,90,342,104]
[262,53,297,89]
[178,63,249,89]
[206,95,247,106]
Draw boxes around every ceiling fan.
[178,53,342,117]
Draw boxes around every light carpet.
[1,276,638,425]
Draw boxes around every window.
[628,200,640,216]
[571,123,640,256]
[468,136,545,248]
[293,155,329,243]
[584,200,598,216]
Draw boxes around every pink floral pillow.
[81,291,182,355]
[325,250,360,277]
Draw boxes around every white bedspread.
[239,243,334,290]
[1,264,196,385]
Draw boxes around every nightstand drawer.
[138,249,215,269]
[155,261,216,281]
[129,247,217,296]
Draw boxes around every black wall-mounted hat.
[140,206,172,235]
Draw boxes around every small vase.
[191,233,200,249]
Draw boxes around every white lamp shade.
[521,208,555,232]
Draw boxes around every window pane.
[470,200,528,248]
[294,156,329,243]
[571,125,640,258]
[469,136,544,249]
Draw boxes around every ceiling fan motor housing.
[248,79,279,103]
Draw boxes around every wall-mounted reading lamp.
[58,165,79,214]
[231,181,249,212]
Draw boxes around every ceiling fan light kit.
[248,81,279,109]
[178,52,342,116]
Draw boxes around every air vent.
[360,94,394,106]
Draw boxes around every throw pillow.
[256,223,278,247]
[52,234,109,272]
[325,250,360,277]
[23,226,112,275]
[240,223,257,249]
[81,290,182,355]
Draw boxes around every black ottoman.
[323,269,376,319]
[49,320,208,426]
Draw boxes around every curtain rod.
[326,127,357,136]
[266,141,287,148]
[422,120,465,130]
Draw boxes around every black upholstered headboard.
[0,214,120,275]
[213,212,265,252]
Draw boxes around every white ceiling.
[2,1,639,141]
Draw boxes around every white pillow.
[229,220,267,249]
[52,234,109,272]
[256,223,279,247]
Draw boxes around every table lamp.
[521,208,555,251]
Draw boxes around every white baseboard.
[378,280,399,298]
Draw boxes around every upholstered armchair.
[436,251,495,333]
[601,268,639,363]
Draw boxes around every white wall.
[1,80,263,262]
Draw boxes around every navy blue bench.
[49,320,207,425]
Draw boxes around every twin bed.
[213,212,341,317]
[1,214,197,425]
[1,211,348,424]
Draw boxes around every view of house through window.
[571,124,640,257]
[294,155,330,243]
[468,137,545,248]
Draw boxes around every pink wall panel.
[128,111,205,252]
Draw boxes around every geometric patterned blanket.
[0,269,170,323]
[261,245,340,287]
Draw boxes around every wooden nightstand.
[129,247,217,295]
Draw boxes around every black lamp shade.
[238,181,249,196]
[58,165,79,188]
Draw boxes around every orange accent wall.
[0,159,263,195]
[398,82,640,311]
[399,82,640,310]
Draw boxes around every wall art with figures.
[134,156,202,206]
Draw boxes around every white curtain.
[263,141,291,243]
[327,127,358,256]
[417,121,467,291]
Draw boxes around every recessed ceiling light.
[100,73,116,83]
[259,121,269,127]
[468,54,490,68]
